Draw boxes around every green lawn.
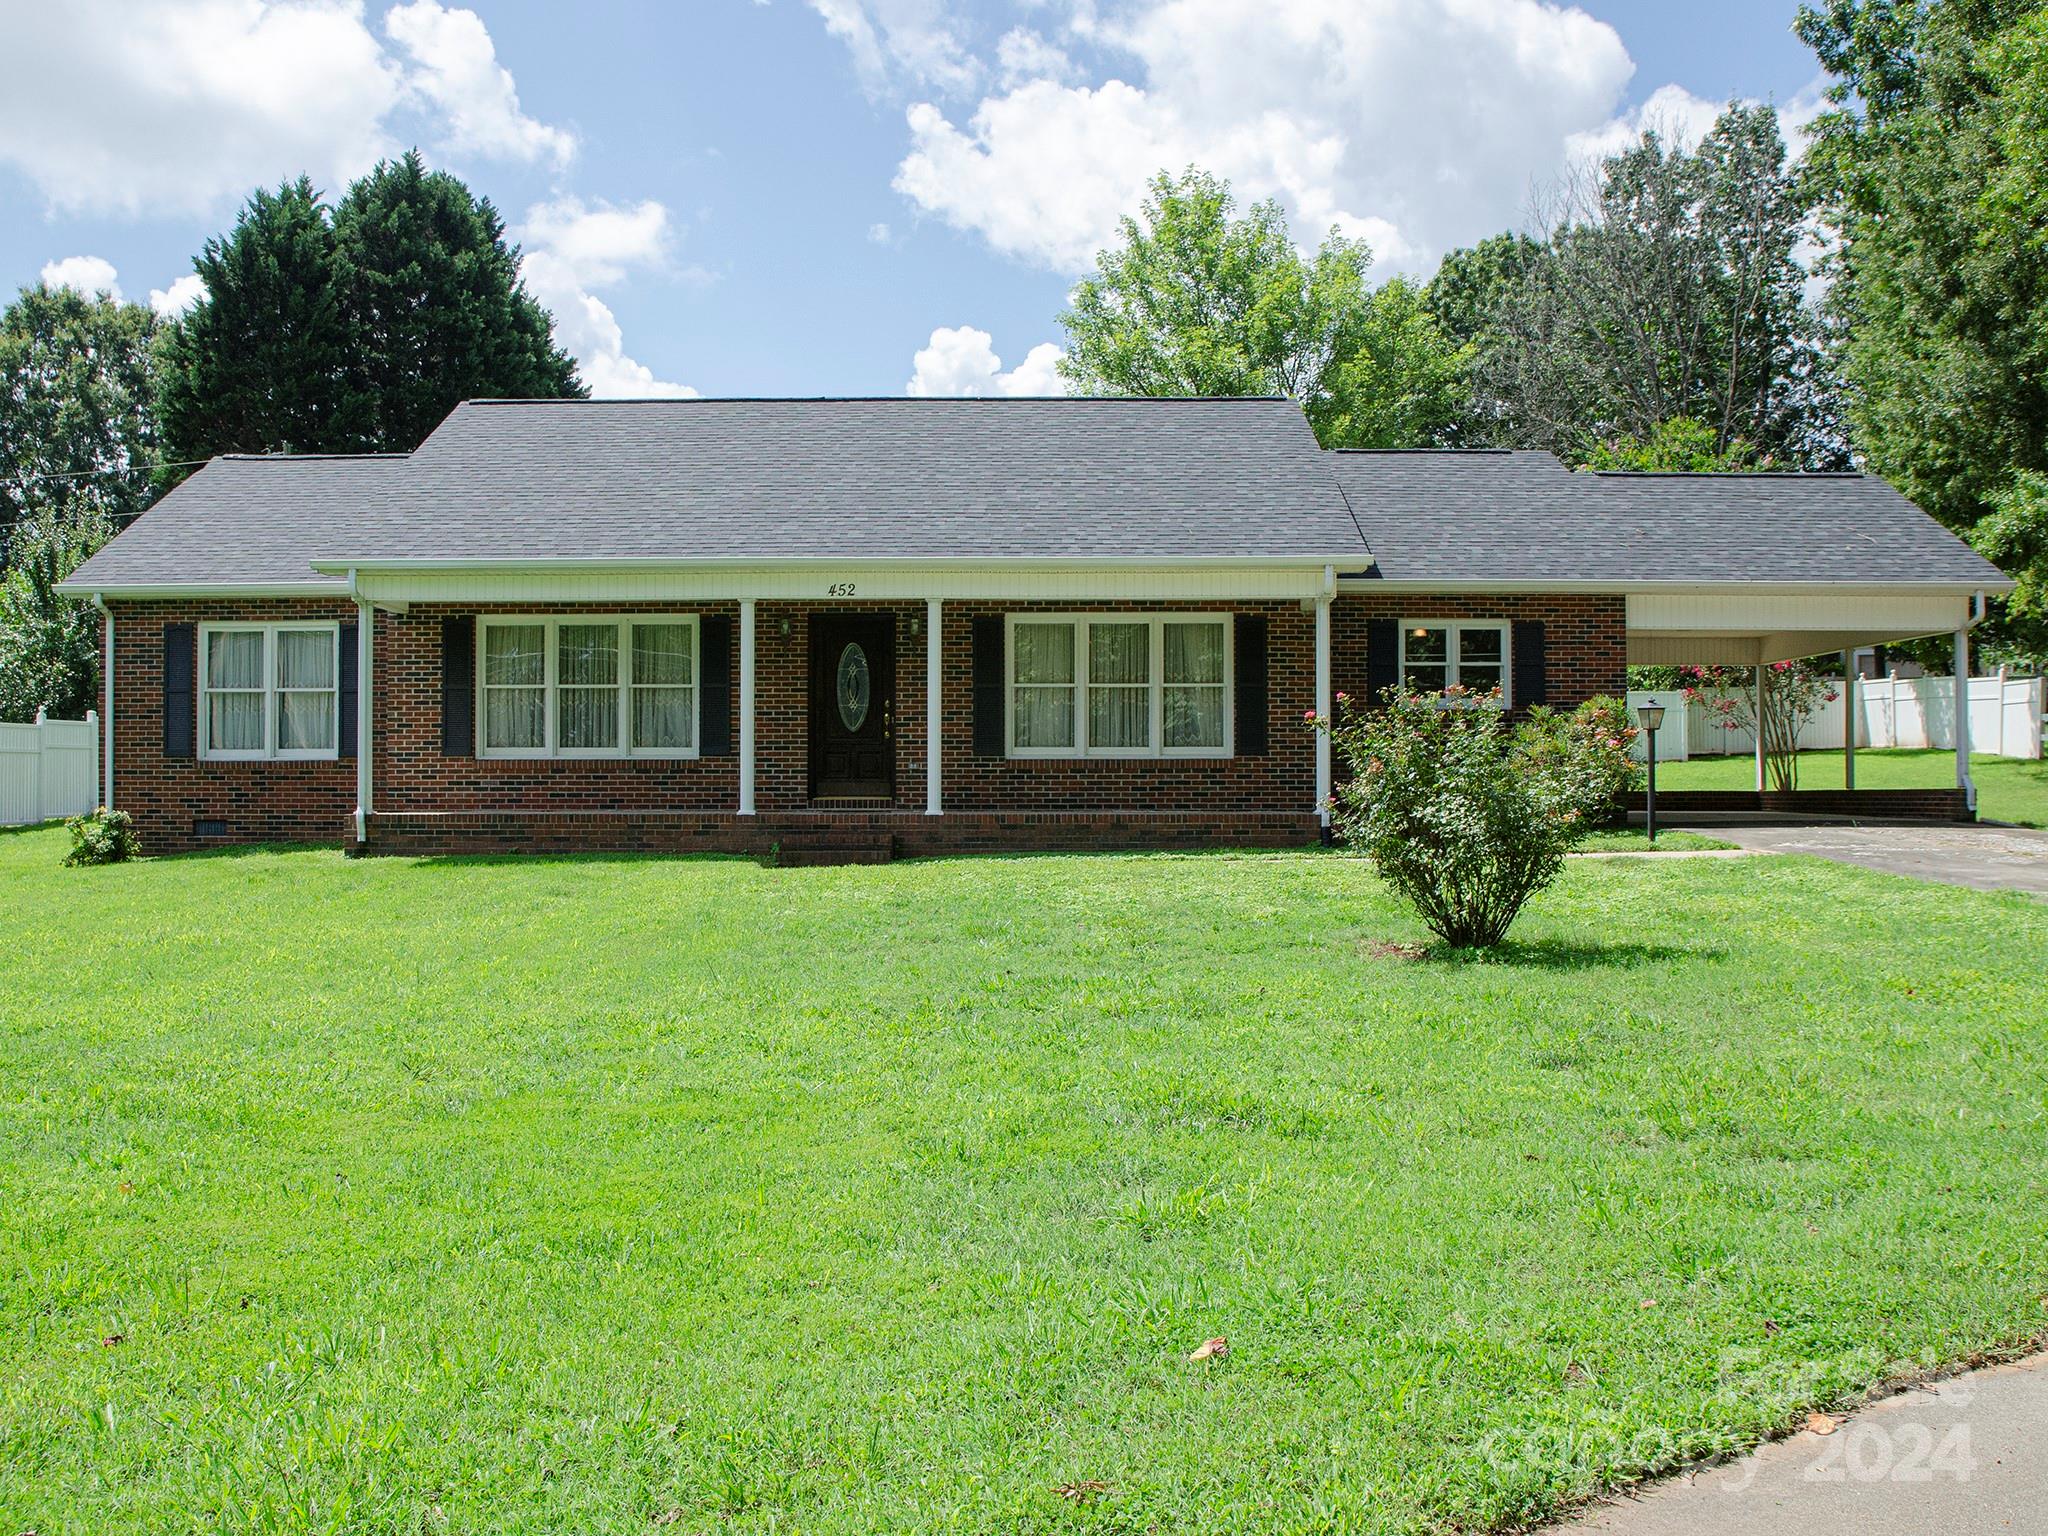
[1655,748,2048,827]
[2,828,2044,1535]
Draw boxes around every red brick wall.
[109,589,1629,855]
[375,602,743,813]
[107,598,358,853]
[1332,592,1627,711]
[941,599,1317,815]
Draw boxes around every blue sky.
[0,1,1824,399]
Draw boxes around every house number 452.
[826,582,857,596]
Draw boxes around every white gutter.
[54,581,345,598]
[1335,577,2017,596]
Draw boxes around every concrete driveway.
[1710,822,2048,896]
[1564,1351,2048,1535]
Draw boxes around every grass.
[2,829,2045,1535]
[1572,829,1736,853]
[1656,748,2048,827]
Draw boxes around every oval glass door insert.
[836,643,871,730]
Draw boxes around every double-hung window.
[1400,620,1510,701]
[199,622,339,759]
[477,616,698,758]
[1007,614,1231,757]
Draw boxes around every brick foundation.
[1627,787,1974,821]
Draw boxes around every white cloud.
[150,273,211,317]
[39,255,123,300]
[868,221,893,242]
[1564,82,1728,162]
[385,1,576,168]
[995,26,1078,87]
[906,325,1067,396]
[0,0,570,219]
[809,0,979,94]
[890,0,1646,275]
[516,198,697,399]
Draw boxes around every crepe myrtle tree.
[1312,688,1639,949]
[1679,660,1839,791]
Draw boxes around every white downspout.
[348,569,371,844]
[94,594,113,811]
[1314,564,1333,829]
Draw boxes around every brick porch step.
[770,826,897,866]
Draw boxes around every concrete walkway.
[1565,1351,2048,1535]
[1709,822,2048,896]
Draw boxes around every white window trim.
[197,621,341,762]
[1004,612,1234,760]
[475,614,701,760]
[1398,618,1513,704]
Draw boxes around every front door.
[809,615,895,801]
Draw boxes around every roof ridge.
[455,395,1298,406]
[215,452,412,462]
[1592,469,1866,479]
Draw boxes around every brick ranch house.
[61,397,2012,859]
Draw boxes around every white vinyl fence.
[1629,672,2044,763]
[0,711,101,825]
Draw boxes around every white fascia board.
[55,581,349,599]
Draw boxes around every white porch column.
[925,597,942,815]
[738,599,756,816]
[354,599,373,842]
[1314,592,1332,826]
[1954,627,1974,812]
[1841,648,1856,790]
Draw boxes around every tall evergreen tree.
[157,177,359,466]
[333,151,583,451]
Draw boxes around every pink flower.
[1303,709,1317,721]
[1335,691,1350,703]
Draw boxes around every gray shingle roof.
[63,400,2010,592]
[336,396,1365,562]
[64,454,412,590]
[1333,450,2009,586]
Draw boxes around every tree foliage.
[0,283,158,721]
[1471,104,1840,467]
[1797,0,2048,659]
[1584,416,1777,471]
[159,151,584,467]
[1057,169,1469,447]
[157,177,358,462]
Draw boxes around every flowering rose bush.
[1679,661,1838,791]
[1315,688,1640,948]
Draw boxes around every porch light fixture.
[1636,699,1666,844]
[779,616,792,638]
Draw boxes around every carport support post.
[1841,648,1856,790]
[1754,661,1766,794]
[1955,627,1975,813]
[1314,591,1332,828]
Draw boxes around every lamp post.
[1637,699,1666,844]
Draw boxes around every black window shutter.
[441,615,474,756]
[1512,620,1547,708]
[1233,613,1269,756]
[163,622,195,758]
[337,621,358,759]
[971,615,1005,757]
[1365,618,1399,705]
[699,615,733,756]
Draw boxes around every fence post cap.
[34,707,46,724]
